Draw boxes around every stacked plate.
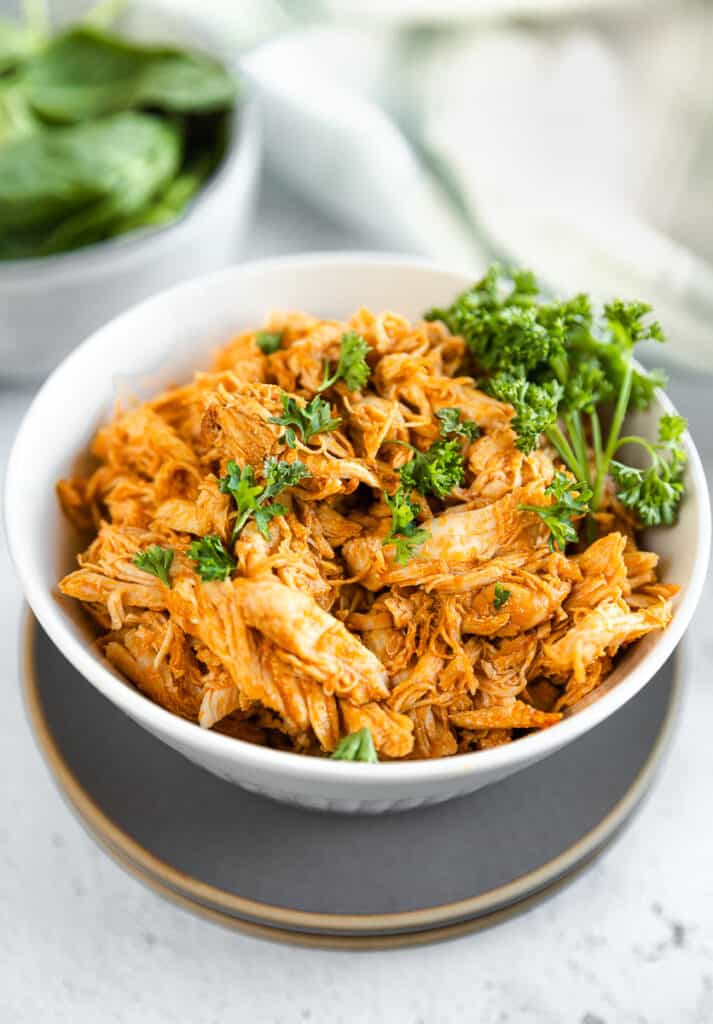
[24,614,681,949]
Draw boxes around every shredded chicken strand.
[57,307,677,759]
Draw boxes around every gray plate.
[24,614,681,944]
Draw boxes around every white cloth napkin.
[157,0,713,370]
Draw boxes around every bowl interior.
[6,255,710,780]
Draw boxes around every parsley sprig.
[493,583,511,609]
[318,331,371,392]
[132,545,173,586]
[610,414,687,526]
[269,393,341,448]
[436,407,480,441]
[189,534,235,581]
[379,407,478,564]
[219,455,310,541]
[383,488,430,564]
[425,265,685,541]
[519,472,592,552]
[219,462,262,537]
[387,408,475,502]
[331,727,378,763]
[486,375,563,455]
[398,438,465,499]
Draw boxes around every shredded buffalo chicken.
[57,307,677,760]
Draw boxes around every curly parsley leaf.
[219,461,263,537]
[255,330,282,354]
[604,300,665,346]
[331,727,378,762]
[319,331,371,392]
[269,393,341,448]
[261,456,311,501]
[133,545,173,586]
[436,407,480,441]
[658,413,687,444]
[189,534,235,581]
[219,456,310,541]
[398,438,466,499]
[569,333,667,414]
[561,359,613,414]
[609,463,683,528]
[252,502,287,540]
[383,487,430,564]
[493,583,511,610]
[487,373,563,454]
[610,414,687,527]
[519,472,592,552]
[628,367,668,412]
[425,264,570,376]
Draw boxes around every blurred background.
[231,0,713,374]
[4,0,713,372]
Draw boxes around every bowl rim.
[5,251,711,784]
[0,90,257,282]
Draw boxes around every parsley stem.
[614,435,666,477]
[564,410,591,487]
[615,435,658,457]
[381,439,417,450]
[231,510,251,543]
[591,357,633,511]
[586,409,605,544]
[545,424,580,477]
[317,362,337,392]
[550,354,568,387]
[590,409,603,473]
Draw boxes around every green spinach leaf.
[0,111,181,255]
[0,79,39,146]
[23,26,237,123]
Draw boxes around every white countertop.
[1,179,712,1024]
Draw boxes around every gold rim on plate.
[78,820,605,950]
[22,611,683,945]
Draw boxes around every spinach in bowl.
[0,21,239,259]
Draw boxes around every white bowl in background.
[5,254,710,812]
[0,8,260,384]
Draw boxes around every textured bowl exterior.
[5,255,710,813]
[0,98,260,383]
[119,696,553,813]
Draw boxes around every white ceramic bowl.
[0,9,260,383]
[5,254,710,813]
